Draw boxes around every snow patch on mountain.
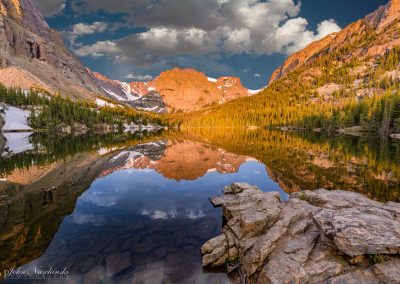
[101,87,121,100]
[95,98,116,108]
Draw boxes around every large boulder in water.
[202,183,400,283]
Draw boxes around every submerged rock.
[202,183,400,284]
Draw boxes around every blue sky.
[34,0,388,89]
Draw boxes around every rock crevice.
[202,183,400,283]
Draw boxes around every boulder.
[202,183,400,283]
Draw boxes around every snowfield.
[95,98,117,108]
[1,105,32,132]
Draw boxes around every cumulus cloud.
[74,40,119,57]
[62,0,341,72]
[125,73,154,81]
[65,21,110,47]
[71,21,109,36]
[254,73,261,78]
[33,0,66,17]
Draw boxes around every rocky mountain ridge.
[269,0,400,84]
[91,68,258,113]
[0,0,109,101]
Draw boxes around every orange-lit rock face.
[0,0,22,19]
[269,33,336,84]
[330,20,364,49]
[0,2,7,16]
[152,68,250,112]
[130,81,156,96]
[101,140,249,181]
[216,76,249,101]
[379,0,400,30]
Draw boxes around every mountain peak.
[91,67,256,113]
[269,0,400,84]
[269,32,337,84]
[378,0,400,30]
[0,0,105,99]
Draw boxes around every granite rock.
[202,183,400,283]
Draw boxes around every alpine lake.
[0,128,399,283]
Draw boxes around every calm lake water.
[0,129,399,283]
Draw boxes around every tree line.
[161,30,400,136]
[0,84,166,130]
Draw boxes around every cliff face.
[153,68,251,112]
[0,0,105,100]
[269,33,337,84]
[269,0,400,84]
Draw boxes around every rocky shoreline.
[201,183,400,283]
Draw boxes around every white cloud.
[316,19,342,40]
[71,21,109,36]
[66,0,341,67]
[65,21,110,48]
[254,73,261,77]
[125,73,154,81]
[75,40,119,57]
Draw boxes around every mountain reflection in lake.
[0,130,399,283]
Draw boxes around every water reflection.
[0,129,399,283]
[20,159,280,283]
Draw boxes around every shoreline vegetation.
[0,130,165,176]
[0,84,166,134]
[2,38,400,141]
[1,38,400,139]
[159,40,400,138]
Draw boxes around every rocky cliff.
[202,183,400,283]
[92,68,256,113]
[0,0,106,100]
[269,0,400,84]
